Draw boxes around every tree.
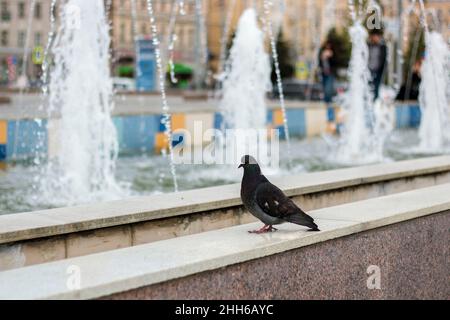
[325,27,352,73]
[271,30,295,83]
[402,24,425,82]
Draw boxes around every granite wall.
[105,211,450,300]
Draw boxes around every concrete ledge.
[0,182,449,299]
[1,156,450,247]
[0,93,327,120]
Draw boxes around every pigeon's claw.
[248,225,277,234]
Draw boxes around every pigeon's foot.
[248,225,277,234]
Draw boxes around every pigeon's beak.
[238,164,243,169]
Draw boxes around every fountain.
[214,0,237,93]
[217,8,272,164]
[219,8,271,131]
[335,21,377,163]
[166,0,181,84]
[334,0,395,164]
[39,0,123,205]
[263,0,292,165]
[1,0,447,216]
[145,0,179,191]
[416,1,450,152]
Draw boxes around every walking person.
[367,29,388,101]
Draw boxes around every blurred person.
[396,58,423,101]
[367,29,388,101]
[318,41,337,124]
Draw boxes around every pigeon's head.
[238,155,259,170]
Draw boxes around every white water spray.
[263,0,291,164]
[417,31,450,151]
[41,0,122,205]
[413,0,450,152]
[336,21,379,163]
[146,0,179,191]
[166,0,182,84]
[220,9,271,131]
[335,0,395,164]
[217,0,237,79]
[41,0,58,97]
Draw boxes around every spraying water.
[304,0,321,102]
[146,0,179,191]
[31,0,58,169]
[334,0,395,164]
[41,0,58,97]
[417,31,450,152]
[413,0,450,153]
[335,21,378,163]
[166,0,182,84]
[193,0,208,89]
[262,0,291,165]
[216,0,237,83]
[40,0,122,205]
[220,9,271,131]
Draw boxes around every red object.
[6,55,17,85]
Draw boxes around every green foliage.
[271,30,295,83]
[325,27,352,71]
[402,25,425,81]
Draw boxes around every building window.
[35,32,42,46]
[141,23,147,36]
[34,2,41,19]
[142,0,146,9]
[1,30,8,46]
[16,57,24,76]
[1,1,10,21]
[18,2,25,18]
[18,31,25,48]
[120,23,126,44]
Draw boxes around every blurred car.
[113,77,136,91]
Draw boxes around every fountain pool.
[0,128,440,215]
[1,1,448,217]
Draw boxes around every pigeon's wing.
[255,181,316,226]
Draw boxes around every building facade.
[109,0,199,79]
[206,0,449,82]
[0,0,51,87]
[0,0,448,88]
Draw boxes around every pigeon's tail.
[284,212,320,231]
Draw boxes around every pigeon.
[239,155,320,233]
